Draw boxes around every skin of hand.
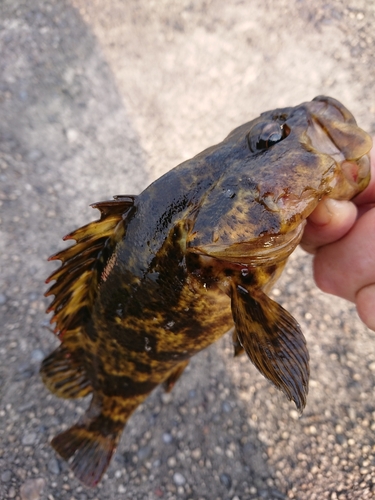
[301,141,375,332]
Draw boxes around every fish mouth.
[336,154,371,196]
[310,96,371,161]
[308,96,372,195]
[189,223,305,266]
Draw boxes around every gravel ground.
[1,1,375,499]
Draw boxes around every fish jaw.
[305,96,372,199]
[188,223,305,266]
[310,96,372,162]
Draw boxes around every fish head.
[186,95,372,265]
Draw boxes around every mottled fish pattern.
[41,96,372,486]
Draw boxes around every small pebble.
[8,486,16,498]
[16,364,33,381]
[222,401,231,413]
[66,128,78,142]
[220,472,232,489]
[173,472,186,486]
[22,432,37,445]
[48,458,60,475]
[27,150,42,161]
[348,408,356,421]
[20,478,45,500]
[289,410,300,420]
[0,293,7,305]
[161,393,172,404]
[18,401,34,412]
[137,445,151,460]
[31,349,44,362]
[336,433,346,445]
[1,470,11,482]
[162,432,173,444]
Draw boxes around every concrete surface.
[1,0,375,499]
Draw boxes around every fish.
[41,96,372,487]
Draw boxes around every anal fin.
[40,344,92,399]
[231,284,309,412]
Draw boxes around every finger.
[356,284,375,332]
[313,208,375,303]
[300,198,358,254]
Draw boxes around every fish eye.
[247,121,288,152]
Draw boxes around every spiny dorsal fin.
[45,195,136,338]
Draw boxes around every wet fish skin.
[41,96,372,486]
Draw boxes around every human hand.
[301,141,375,331]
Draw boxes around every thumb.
[300,198,358,254]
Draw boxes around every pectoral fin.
[230,327,244,357]
[163,360,190,392]
[231,284,309,412]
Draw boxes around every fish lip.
[341,154,371,189]
[307,99,373,163]
[312,95,356,124]
[188,223,305,267]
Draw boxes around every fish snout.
[309,96,372,162]
[306,96,372,196]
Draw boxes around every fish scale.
[41,96,372,487]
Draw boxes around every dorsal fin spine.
[45,197,135,339]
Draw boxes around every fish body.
[42,96,372,486]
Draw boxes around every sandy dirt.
[1,0,375,499]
